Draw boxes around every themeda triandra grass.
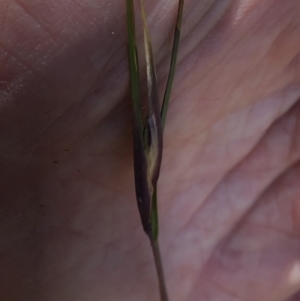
[126,1,184,300]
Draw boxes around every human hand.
[1,1,300,300]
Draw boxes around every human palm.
[1,0,300,300]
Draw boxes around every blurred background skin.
[0,0,300,300]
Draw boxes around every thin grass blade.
[161,0,184,130]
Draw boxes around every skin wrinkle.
[288,53,300,80]
[233,0,257,23]
[199,197,298,300]
[210,279,247,301]
[268,25,300,69]
[173,49,297,143]
[174,100,300,269]
[240,221,300,244]
[177,10,235,83]
[202,172,300,301]
[18,1,96,39]
[237,103,255,140]
[166,171,292,300]
[180,1,296,99]
[5,14,28,32]
[74,103,132,155]
[251,138,300,225]
[219,21,298,111]
[67,55,128,121]
[13,0,57,41]
[182,0,218,32]
[42,92,129,155]
[8,19,124,154]
[270,11,299,66]
[192,241,295,301]
[34,78,123,145]
[222,163,300,251]
[3,1,121,68]
[161,96,299,241]
[163,84,300,196]
[286,109,300,161]
[64,155,132,204]
[5,63,126,163]
[74,46,127,109]
[186,275,244,301]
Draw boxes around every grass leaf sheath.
[126,1,184,300]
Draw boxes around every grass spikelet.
[126,1,184,300]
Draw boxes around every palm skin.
[1,0,300,300]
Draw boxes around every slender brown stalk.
[151,240,169,301]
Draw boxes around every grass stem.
[151,239,169,301]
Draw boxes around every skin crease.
[1,0,300,300]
